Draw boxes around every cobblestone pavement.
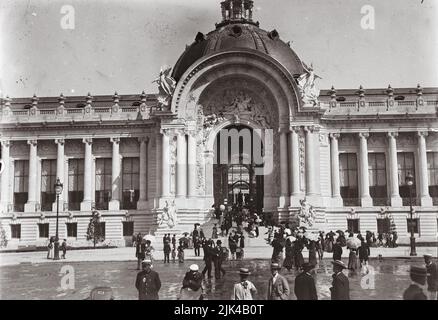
[0,257,427,300]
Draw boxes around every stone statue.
[152,66,176,110]
[168,200,177,227]
[158,200,177,228]
[298,198,316,227]
[297,62,321,106]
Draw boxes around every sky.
[0,0,437,98]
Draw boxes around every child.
[171,248,176,263]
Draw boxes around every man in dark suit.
[267,263,290,300]
[135,260,161,300]
[294,262,318,300]
[330,260,350,300]
[424,254,437,300]
[403,265,427,300]
[202,240,214,278]
[333,239,343,261]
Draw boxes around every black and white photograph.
[0,0,437,303]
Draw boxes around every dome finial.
[218,0,256,27]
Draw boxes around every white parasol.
[143,234,156,242]
[346,237,361,249]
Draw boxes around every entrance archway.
[213,124,264,213]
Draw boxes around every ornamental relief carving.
[37,140,56,156]
[120,138,139,154]
[92,139,111,154]
[339,134,357,147]
[65,140,83,156]
[10,141,29,157]
[397,133,416,146]
[426,132,438,148]
[368,134,387,148]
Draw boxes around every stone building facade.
[1,0,437,248]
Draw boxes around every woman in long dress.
[144,240,155,262]
[282,239,295,271]
[211,224,218,239]
[294,238,305,271]
[348,248,358,273]
[307,240,318,267]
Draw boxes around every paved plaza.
[0,248,436,300]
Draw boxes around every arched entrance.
[213,124,264,213]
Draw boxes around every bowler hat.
[331,260,347,269]
[301,262,315,271]
[142,259,152,266]
[270,263,281,270]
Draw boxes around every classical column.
[1,140,11,212]
[387,132,402,207]
[304,126,316,196]
[137,136,148,209]
[187,131,197,198]
[359,133,372,207]
[24,139,38,212]
[204,150,214,197]
[81,138,93,211]
[161,129,171,198]
[109,137,121,210]
[417,131,432,206]
[279,129,289,207]
[329,133,343,206]
[53,139,65,212]
[176,130,187,198]
[289,127,300,206]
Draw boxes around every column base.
[278,196,289,208]
[80,201,92,211]
[289,194,303,207]
[108,200,120,211]
[24,202,38,213]
[331,196,344,207]
[390,196,403,207]
[305,195,321,207]
[52,200,65,213]
[420,196,433,207]
[361,196,373,207]
[137,200,149,210]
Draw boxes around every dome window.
[268,29,279,40]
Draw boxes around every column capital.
[1,140,11,148]
[176,128,186,136]
[138,136,149,144]
[27,139,37,146]
[387,131,399,138]
[110,137,121,144]
[417,131,428,138]
[329,133,340,140]
[358,132,370,139]
[55,138,65,145]
[291,126,301,133]
[82,138,93,145]
[160,128,173,137]
[187,130,197,137]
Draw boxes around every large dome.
[172,0,305,82]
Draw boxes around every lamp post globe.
[53,178,63,260]
[405,172,416,256]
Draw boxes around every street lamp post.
[53,178,63,260]
[405,172,417,256]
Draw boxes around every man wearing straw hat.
[424,254,437,300]
[231,268,257,300]
[330,260,350,300]
[403,266,428,300]
[267,263,290,300]
[294,262,318,300]
[135,259,161,300]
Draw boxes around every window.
[347,219,360,234]
[398,152,416,206]
[68,159,84,210]
[11,224,21,239]
[95,158,112,210]
[368,153,388,206]
[14,160,29,212]
[339,153,359,206]
[41,160,56,211]
[121,158,140,209]
[122,221,134,236]
[66,223,77,238]
[407,218,420,234]
[38,223,49,238]
[427,152,438,205]
[377,218,391,234]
